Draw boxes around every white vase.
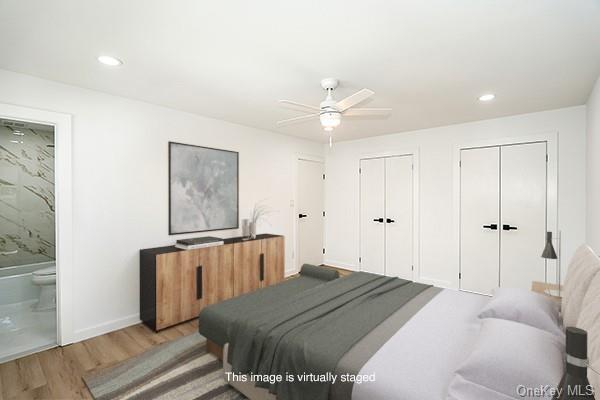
[241,219,251,238]
[249,221,257,239]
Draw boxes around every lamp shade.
[541,231,558,259]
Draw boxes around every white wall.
[0,69,322,342]
[587,77,600,255]
[325,106,587,288]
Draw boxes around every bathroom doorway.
[0,118,57,362]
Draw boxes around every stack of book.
[175,236,224,250]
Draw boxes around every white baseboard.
[285,268,299,277]
[71,314,141,343]
[323,259,358,271]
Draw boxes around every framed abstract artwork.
[169,142,239,234]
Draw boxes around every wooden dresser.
[140,234,284,331]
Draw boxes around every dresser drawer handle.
[196,265,203,299]
[260,254,265,281]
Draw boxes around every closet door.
[460,147,500,294]
[500,142,547,289]
[384,155,413,279]
[360,158,385,274]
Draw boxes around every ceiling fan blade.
[279,100,321,114]
[343,107,392,116]
[335,88,374,112]
[276,114,319,126]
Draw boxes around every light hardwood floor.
[0,320,198,400]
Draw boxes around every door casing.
[0,102,74,345]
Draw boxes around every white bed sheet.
[352,289,488,400]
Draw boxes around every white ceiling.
[0,0,599,143]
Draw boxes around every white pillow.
[478,288,563,338]
[447,318,564,400]
[562,245,600,328]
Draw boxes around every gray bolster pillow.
[299,264,340,281]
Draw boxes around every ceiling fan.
[277,78,391,137]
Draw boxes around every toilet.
[31,265,56,311]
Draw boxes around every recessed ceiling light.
[479,93,495,102]
[97,55,123,67]
[13,130,24,136]
[10,140,23,144]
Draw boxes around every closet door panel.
[384,155,413,279]
[500,142,547,289]
[460,147,500,294]
[360,158,385,275]
[297,160,324,268]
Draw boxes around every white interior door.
[460,147,500,295]
[500,142,547,289]
[384,156,413,279]
[360,158,385,274]
[297,159,324,268]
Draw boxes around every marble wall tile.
[0,124,55,268]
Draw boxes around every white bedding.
[352,289,489,400]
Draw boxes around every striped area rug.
[83,334,246,400]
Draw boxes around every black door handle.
[483,224,498,230]
[386,218,395,223]
[298,214,307,219]
[503,224,518,231]
[373,218,384,223]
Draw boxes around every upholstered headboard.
[562,245,600,327]
[563,245,600,392]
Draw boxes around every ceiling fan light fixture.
[320,111,341,129]
[277,78,390,135]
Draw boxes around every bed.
[198,246,600,400]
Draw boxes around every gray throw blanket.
[228,272,431,400]
[199,264,338,346]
